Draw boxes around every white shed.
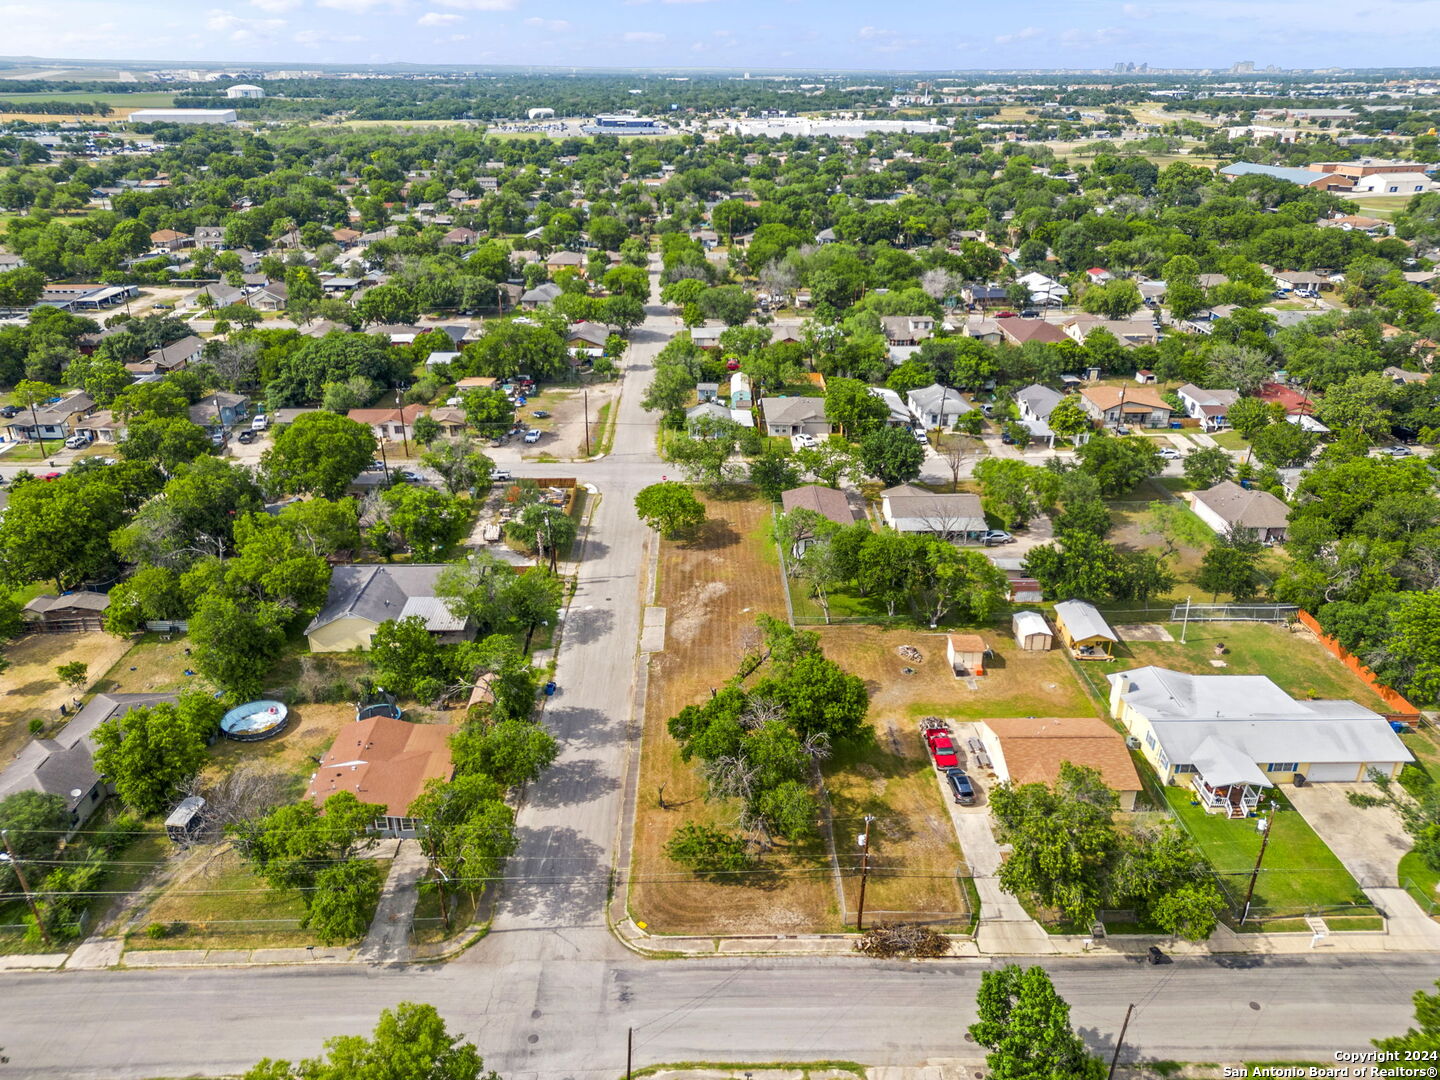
[1012,610,1053,651]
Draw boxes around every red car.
[40,471,62,481]
[923,726,959,769]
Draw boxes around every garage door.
[1305,762,1361,783]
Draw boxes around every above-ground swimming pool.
[220,699,290,741]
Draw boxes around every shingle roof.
[982,715,1143,793]
[1016,383,1064,420]
[306,565,455,634]
[1192,481,1290,531]
[781,485,854,527]
[304,716,455,818]
[762,397,827,425]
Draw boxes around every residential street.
[0,267,1436,1079]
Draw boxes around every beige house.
[976,716,1142,811]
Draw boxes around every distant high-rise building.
[1232,61,1256,73]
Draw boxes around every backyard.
[1073,619,1394,713]
[0,631,135,764]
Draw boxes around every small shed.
[696,382,719,403]
[947,634,988,677]
[1012,610,1053,651]
[23,592,110,633]
[1053,600,1117,660]
[164,796,206,843]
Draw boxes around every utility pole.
[855,814,875,931]
[1106,1003,1136,1080]
[583,387,591,456]
[1,829,48,946]
[625,1027,633,1080]
[1180,595,1192,644]
[1240,813,1272,926]
[378,437,392,485]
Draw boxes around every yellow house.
[306,565,473,653]
[1109,666,1412,816]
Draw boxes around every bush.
[663,823,752,879]
[27,718,44,736]
[1398,762,1435,799]
[93,812,144,858]
[146,922,169,939]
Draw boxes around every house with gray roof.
[520,282,563,309]
[761,397,831,437]
[1176,384,1241,430]
[1109,666,1412,815]
[880,485,986,540]
[0,693,177,831]
[1189,481,1290,543]
[306,565,474,652]
[1016,383,1063,425]
[906,383,971,430]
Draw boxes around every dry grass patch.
[206,703,356,790]
[0,631,135,762]
[632,495,840,934]
[816,625,1098,722]
[99,633,199,694]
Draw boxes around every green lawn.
[1164,787,1370,918]
[1207,430,1250,451]
[1074,621,1393,714]
[1399,850,1440,916]
[0,90,176,105]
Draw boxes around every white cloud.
[433,0,516,9]
[315,0,403,11]
[294,27,365,43]
[249,0,301,11]
[1121,2,1153,17]
[525,16,571,29]
[857,25,894,39]
[623,30,665,42]
[662,0,720,4]
[1060,26,1125,46]
[994,25,1043,43]
[205,10,286,41]
[418,10,462,24]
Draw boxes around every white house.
[1188,481,1290,543]
[1109,666,1412,816]
[1016,271,1067,306]
[879,485,987,540]
[867,386,913,427]
[906,384,971,430]
[729,371,753,408]
[1175,384,1241,431]
[761,397,830,438]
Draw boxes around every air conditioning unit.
[1125,736,1141,750]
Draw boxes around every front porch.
[1191,775,1263,818]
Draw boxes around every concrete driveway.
[1285,782,1410,887]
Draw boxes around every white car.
[1157,447,1183,460]
[792,433,818,449]
[523,429,542,444]
[63,434,91,450]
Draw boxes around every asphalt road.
[1,270,1436,1078]
[2,954,1433,1078]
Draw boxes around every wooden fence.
[1296,610,1422,723]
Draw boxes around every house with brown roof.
[997,319,1069,347]
[1078,385,1173,429]
[1188,480,1290,544]
[780,485,856,529]
[149,228,191,252]
[23,592,110,632]
[347,403,429,443]
[304,715,456,837]
[976,715,1143,810]
[440,227,477,247]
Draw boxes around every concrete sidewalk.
[357,839,429,964]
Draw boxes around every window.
[1144,731,1156,750]
[1389,186,1399,193]
[1157,749,1170,771]
[1173,764,1197,774]
[1266,762,1299,773]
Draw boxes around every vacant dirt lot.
[631,498,974,934]
[0,632,134,764]
[519,382,619,460]
[631,495,842,934]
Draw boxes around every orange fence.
[1296,610,1422,723]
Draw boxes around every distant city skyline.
[4,0,1440,72]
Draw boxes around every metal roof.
[1054,599,1117,643]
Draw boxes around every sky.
[3,0,1440,72]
